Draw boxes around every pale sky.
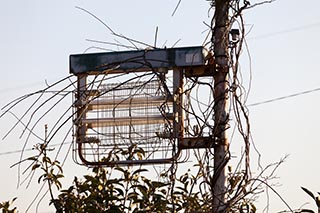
[1,0,320,212]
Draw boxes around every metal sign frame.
[71,46,212,167]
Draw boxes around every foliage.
[299,187,320,213]
[51,165,212,212]
[23,141,260,212]
[54,167,163,212]
[0,197,17,213]
[28,144,64,191]
[26,143,64,212]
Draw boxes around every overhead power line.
[249,21,320,40]
[0,142,72,156]
[248,87,320,107]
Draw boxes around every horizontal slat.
[87,96,172,110]
[82,114,173,127]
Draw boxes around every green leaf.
[127,192,138,201]
[56,164,63,173]
[55,181,62,190]
[26,156,38,161]
[136,185,148,198]
[301,186,315,200]
[137,152,143,160]
[43,156,51,164]
[56,174,64,179]
[114,167,126,174]
[180,174,188,183]
[84,175,95,182]
[132,168,148,176]
[38,175,43,183]
[176,186,188,193]
[31,164,41,171]
[160,189,167,195]
[300,209,315,213]
[250,203,257,213]
[114,187,124,197]
[316,196,320,207]
[151,181,168,188]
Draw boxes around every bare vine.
[0,1,297,212]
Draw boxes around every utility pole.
[212,0,230,212]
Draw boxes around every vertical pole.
[212,0,230,212]
[172,68,183,213]
[173,68,184,143]
[76,75,88,164]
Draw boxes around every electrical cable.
[0,142,72,156]
[247,87,320,107]
[249,21,320,40]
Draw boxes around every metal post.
[76,75,88,164]
[212,0,230,212]
[173,68,184,143]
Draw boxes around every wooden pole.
[212,0,230,212]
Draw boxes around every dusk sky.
[1,0,320,212]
